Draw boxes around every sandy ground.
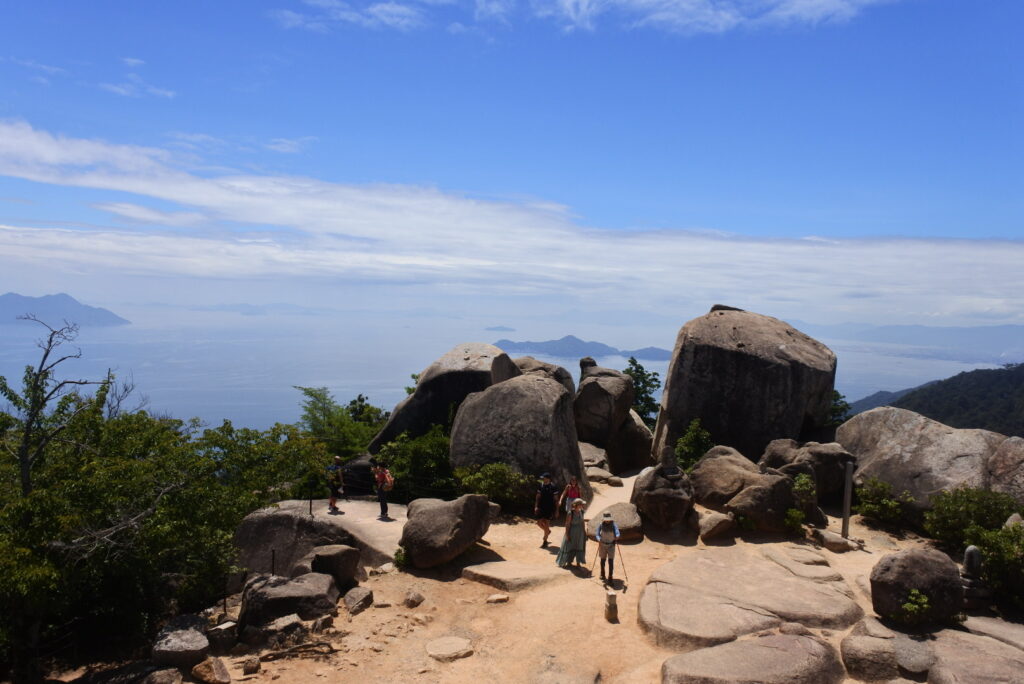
[54,479,931,684]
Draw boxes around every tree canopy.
[622,356,661,429]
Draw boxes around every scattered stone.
[413,613,434,625]
[191,657,231,684]
[426,636,474,662]
[399,494,493,568]
[403,589,426,608]
[661,633,844,684]
[586,466,613,482]
[629,465,694,529]
[373,600,392,608]
[869,549,964,624]
[579,442,609,470]
[369,562,396,575]
[652,306,837,462]
[698,510,735,542]
[486,594,510,604]
[152,627,210,669]
[238,573,339,628]
[813,528,861,553]
[141,669,183,684]
[344,586,373,616]
[779,622,810,635]
[310,616,333,633]
[585,502,643,541]
[260,613,308,647]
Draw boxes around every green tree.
[674,418,714,472]
[622,357,661,429]
[828,390,852,427]
[404,373,421,396]
[376,426,455,503]
[293,386,383,460]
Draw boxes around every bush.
[376,426,456,503]
[674,419,714,473]
[896,588,932,626]
[793,473,817,508]
[924,487,1019,552]
[966,524,1024,610]
[854,477,915,527]
[784,508,806,534]
[393,546,408,570]
[454,463,535,515]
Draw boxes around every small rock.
[141,669,182,684]
[456,598,474,605]
[813,528,861,553]
[607,477,623,487]
[413,613,434,625]
[311,616,333,633]
[207,621,237,655]
[486,594,510,604]
[373,600,392,608]
[191,656,231,684]
[344,586,374,616]
[241,656,261,675]
[152,628,210,669]
[403,589,426,608]
[426,636,474,662]
[377,562,396,574]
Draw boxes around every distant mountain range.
[493,335,672,361]
[848,382,936,415]
[0,293,130,326]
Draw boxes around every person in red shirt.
[371,461,393,520]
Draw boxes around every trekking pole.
[617,542,629,585]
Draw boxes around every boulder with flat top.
[399,494,492,568]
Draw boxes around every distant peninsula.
[493,334,672,361]
[0,292,130,326]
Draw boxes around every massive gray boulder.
[629,465,695,530]
[929,628,1024,684]
[638,544,862,652]
[232,503,355,590]
[988,436,1024,505]
[689,446,797,532]
[759,439,856,501]
[661,632,844,684]
[450,375,590,498]
[152,623,210,669]
[605,409,655,474]
[837,407,1010,512]
[869,549,964,624]
[289,544,360,590]
[840,617,936,681]
[238,573,339,628]
[369,343,510,452]
[512,356,575,394]
[399,494,492,568]
[586,501,643,541]
[574,358,635,447]
[652,306,837,463]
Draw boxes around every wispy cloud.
[271,0,426,31]
[99,72,176,99]
[0,120,1021,327]
[122,57,146,67]
[5,57,66,75]
[264,136,319,154]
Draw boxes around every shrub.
[854,477,915,527]
[896,588,932,626]
[792,473,817,509]
[675,419,714,473]
[454,463,535,515]
[924,487,1018,551]
[784,508,806,534]
[393,546,408,570]
[376,426,457,503]
[966,524,1024,609]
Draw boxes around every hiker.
[534,472,558,547]
[557,475,582,521]
[594,511,621,584]
[372,461,394,520]
[327,455,345,513]
[556,498,587,568]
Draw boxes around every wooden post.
[271,548,276,576]
[842,461,854,539]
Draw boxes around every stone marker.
[426,636,474,662]
[605,591,618,623]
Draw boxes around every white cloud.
[99,73,177,99]
[272,1,425,31]
[5,57,66,75]
[122,57,146,67]
[0,120,1021,327]
[264,137,319,154]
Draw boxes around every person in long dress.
[556,498,587,568]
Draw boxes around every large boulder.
[837,407,1008,513]
[399,494,492,568]
[231,502,355,590]
[574,358,635,447]
[290,544,360,590]
[662,632,844,684]
[450,375,590,498]
[988,436,1024,505]
[369,343,510,452]
[690,446,797,532]
[840,617,936,681]
[513,357,575,394]
[638,544,862,652]
[869,549,964,624]
[152,626,209,669]
[586,502,643,541]
[605,409,655,474]
[929,627,1024,683]
[652,306,837,462]
[629,465,695,529]
[759,439,856,501]
[238,573,339,628]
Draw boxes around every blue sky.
[1,0,1022,344]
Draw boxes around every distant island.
[0,292,130,326]
[494,334,672,361]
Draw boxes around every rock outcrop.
[238,573,339,628]
[605,409,655,474]
[988,436,1024,505]
[758,439,855,501]
[399,494,492,568]
[152,621,210,669]
[289,544,360,590]
[450,375,590,498]
[638,544,861,652]
[629,465,695,530]
[840,617,935,682]
[662,632,844,684]
[585,502,643,541]
[837,407,1011,512]
[869,549,964,624]
[689,446,797,532]
[574,359,654,474]
[652,306,837,462]
[369,343,510,452]
[512,357,575,394]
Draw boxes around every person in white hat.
[594,511,621,584]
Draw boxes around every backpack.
[382,471,394,492]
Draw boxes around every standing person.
[372,461,394,520]
[557,476,582,521]
[594,511,621,584]
[326,455,345,514]
[534,473,558,547]
[556,498,588,568]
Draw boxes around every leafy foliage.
[622,357,660,429]
[923,487,1019,551]
[293,386,386,460]
[375,426,456,503]
[454,462,535,514]
[827,390,851,427]
[404,373,421,396]
[966,524,1024,609]
[792,473,817,509]
[893,363,1024,436]
[896,588,932,626]
[784,508,806,534]
[854,477,915,527]
[674,418,714,473]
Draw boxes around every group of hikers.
[535,472,620,585]
[325,455,394,520]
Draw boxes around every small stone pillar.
[604,590,618,623]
